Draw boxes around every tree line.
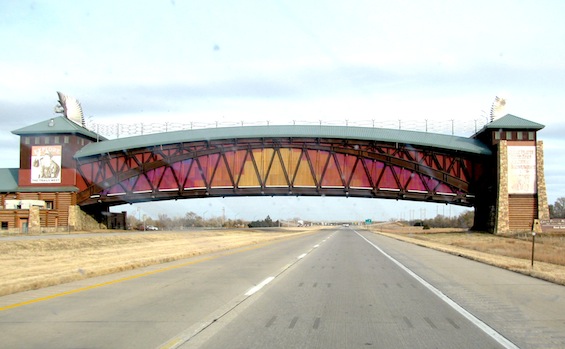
[128,212,281,230]
[402,210,474,229]
[549,197,565,218]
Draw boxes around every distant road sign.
[539,219,565,233]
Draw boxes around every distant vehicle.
[343,223,350,227]
[135,224,159,231]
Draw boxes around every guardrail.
[84,118,490,140]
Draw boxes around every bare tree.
[549,197,565,218]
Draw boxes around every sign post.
[531,232,536,268]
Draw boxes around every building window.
[34,137,40,145]
[64,136,70,143]
[506,131,512,140]
[517,132,523,140]
[54,136,60,143]
[494,131,501,140]
[1,222,7,230]
[44,136,50,144]
[24,137,30,145]
[528,132,535,140]
[45,201,54,210]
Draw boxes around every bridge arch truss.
[76,135,485,207]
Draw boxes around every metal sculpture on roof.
[55,91,85,127]
[490,96,507,122]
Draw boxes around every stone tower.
[472,114,549,234]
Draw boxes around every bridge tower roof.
[482,114,545,131]
[11,116,105,141]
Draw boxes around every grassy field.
[0,229,314,297]
[1,225,564,298]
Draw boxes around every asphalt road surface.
[0,227,564,348]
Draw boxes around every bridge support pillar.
[68,205,107,231]
[29,206,41,234]
[494,141,510,233]
[472,188,497,234]
[493,140,549,234]
[536,141,550,222]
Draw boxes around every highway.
[0,227,564,348]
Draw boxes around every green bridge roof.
[14,113,546,160]
[74,124,492,158]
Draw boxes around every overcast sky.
[1,1,564,221]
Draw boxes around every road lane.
[186,228,508,348]
[360,229,565,348]
[1,227,564,348]
[0,229,332,349]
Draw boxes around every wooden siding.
[0,192,75,228]
[508,195,537,231]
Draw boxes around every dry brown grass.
[369,223,565,286]
[0,228,318,297]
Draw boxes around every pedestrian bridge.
[69,113,551,233]
[74,123,492,216]
[8,110,549,233]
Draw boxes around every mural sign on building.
[31,145,62,183]
[507,145,536,194]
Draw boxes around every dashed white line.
[245,276,275,296]
[158,231,336,349]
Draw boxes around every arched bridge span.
[74,125,491,208]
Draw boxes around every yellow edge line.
[0,239,279,312]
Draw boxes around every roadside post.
[531,219,543,268]
[531,231,536,268]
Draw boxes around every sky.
[1,1,564,222]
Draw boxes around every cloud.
[1,99,56,127]
[62,62,454,119]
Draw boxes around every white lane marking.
[355,231,519,349]
[245,276,275,296]
[248,238,329,296]
[157,231,338,349]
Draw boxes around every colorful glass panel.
[349,158,371,188]
[185,158,206,188]
[376,165,399,190]
[132,174,152,192]
[238,150,261,187]
[321,153,344,187]
[292,150,316,187]
[158,166,178,190]
[210,154,233,187]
